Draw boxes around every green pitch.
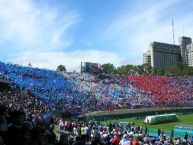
[103,114,193,131]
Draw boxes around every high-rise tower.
[178,36,192,64]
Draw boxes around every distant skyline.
[0,0,193,71]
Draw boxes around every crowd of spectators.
[54,118,193,145]
[0,84,52,123]
[0,105,192,145]
[128,75,193,107]
[63,73,153,112]
[0,62,154,114]
[0,62,78,101]
[1,62,193,114]
[1,62,193,144]
[0,62,87,113]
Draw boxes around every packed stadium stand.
[0,62,154,113]
[1,61,193,115]
[1,62,193,144]
[128,75,193,106]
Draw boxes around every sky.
[0,0,193,71]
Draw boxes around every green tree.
[176,62,187,71]
[101,63,116,74]
[56,65,66,72]
[181,66,193,76]
[155,68,165,76]
[129,65,145,75]
[125,64,135,75]
[142,63,152,75]
[164,67,177,76]
[134,65,142,75]
[116,64,134,75]
[163,62,190,76]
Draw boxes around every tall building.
[143,50,151,64]
[149,42,181,70]
[179,36,192,64]
[187,44,193,66]
[143,36,193,70]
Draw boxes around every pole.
[172,19,175,45]
[183,26,184,36]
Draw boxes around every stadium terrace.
[0,62,193,114]
[0,62,193,145]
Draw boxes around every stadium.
[0,61,193,145]
[1,0,193,145]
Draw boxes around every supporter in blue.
[1,61,193,114]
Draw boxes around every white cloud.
[103,0,193,64]
[8,50,121,72]
[0,0,79,51]
[1,0,193,70]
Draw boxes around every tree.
[176,62,187,71]
[128,65,145,75]
[164,67,177,76]
[125,64,134,75]
[187,67,193,75]
[127,65,140,75]
[154,68,165,76]
[56,65,66,72]
[116,64,134,75]
[101,63,116,74]
[142,63,152,75]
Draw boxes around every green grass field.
[103,114,193,131]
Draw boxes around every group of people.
[0,62,154,114]
[0,62,78,101]
[0,62,193,144]
[0,84,52,122]
[1,62,193,114]
[0,105,55,145]
[63,72,153,112]
[128,75,193,106]
[54,118,193,145]
[0,104,192,145]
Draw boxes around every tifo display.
[0,61,193,144]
